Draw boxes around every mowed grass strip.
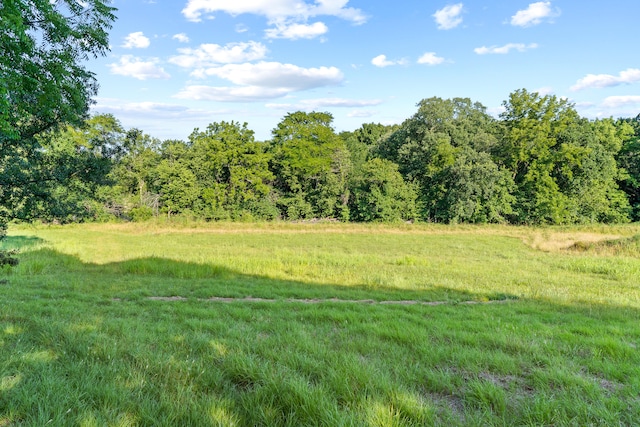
[1,222,640,426]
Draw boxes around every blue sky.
[90,0,640,141]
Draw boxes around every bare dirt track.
[146,296,516,305]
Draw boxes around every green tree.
[496,89,629,224]
[495,90,578,223]
[617,115,640,220]
[35,114,127,222]
[377,97,512,223]
[0,0,115,261]
[108,128,162,217]
[349,158,417,222]
[188,121,274,219]
[341,123,397,175]
[270,112,350,220]
[154,159,199,218]
[433,148,515,223]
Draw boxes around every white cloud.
[192,61,343,90]
[175,85,291,102]
[265,21,328,39]
[175,62,344,102]
[535,86,554,96]
[347,110,376,118]
[108,56,170,80]
[574,101,596,109]
[122,32,151,49]
[474,43,538,55]
[182,0,367,25]
[417,52,445,66]
[169,41,268,68]
[487,106,506,118]
[266,98,382,110]
[601,95,640,108]
[95,100,192,116]
[172,33,190,43]
[433,3,464,30]
[91,98,241,140]
[511,2,559,27]
[571,68,640,91]
[371,54,407,68]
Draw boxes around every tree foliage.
[1,0,116,139]
[496,90,629,224]
[0,0,116,261]
[188,121,274,219]
[377,97,513,223]
[617,115,640,220]
[349,158,417,222]
[270,112,350,220]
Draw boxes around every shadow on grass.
[3,242,640,426]
[11,245,514,304]
[0,235,45,250]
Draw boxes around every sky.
[90,0,640,141]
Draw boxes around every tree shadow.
[3,239,640,425]
[0,235,44,250]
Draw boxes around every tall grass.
[1,222,640,426]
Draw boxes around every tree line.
[23,90,640,225]
[2,2,639,233]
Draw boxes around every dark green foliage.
[0,0,116,139]
[349,158,417,222]
[0,223,18,267]
[188,121,274,219]
[270,112,350,220]
[377,97,513,223]
[31,114,130,222]
[496,90,630,224]
[431,148,515,223]
[617,115,640,220]
[0,0,116,262]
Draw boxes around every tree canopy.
[0,0,116,264]
[1,0,116,140]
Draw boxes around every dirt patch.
[146,296,517,306]
[477,372,518,389]
[521,231,622,252]
[148,296,188,301]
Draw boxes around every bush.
[130,206,154,222]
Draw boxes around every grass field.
[1,221,640,426]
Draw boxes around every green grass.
[1,222,640,426]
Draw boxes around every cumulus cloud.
[91,98,240,140]
[108,56,170,80]
[601,95,640,108]
[417,52,445,66]
[347,110,376,118]
[175,61,344,102]
[175,85,291,102]
[94,99,192,117]
[266,98,382,110]
[571,68,640,91]
[169,41,268,68]
[192,61,343,89]
[371,54,407,68]
[535,87,555,96]
[182,0,367,25]
[511,2,559,27]
[265,21,328,39]
[172,33,190,43]
[122,32,151,49]
[474,43,538,55]
[433,3,464,30]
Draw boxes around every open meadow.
[2,222,640,426]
